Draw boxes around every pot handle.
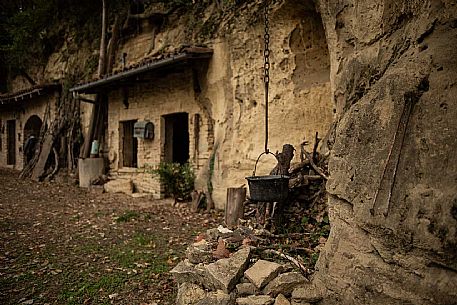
[252,151,278,176]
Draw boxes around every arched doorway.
[24,115,42,139]
[23,115,42,164]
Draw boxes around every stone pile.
[171,226,324,305]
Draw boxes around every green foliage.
[0,0,129,80]
[59,273,127,305]
[144,0,193,9]
[116,210,140,223]
[0,0,58,72]
[151,162,195,201]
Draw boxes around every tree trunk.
[82,0,107,159]
[97,0,107,77]
[106,14,124,74]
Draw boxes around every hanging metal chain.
[263,0,270,154]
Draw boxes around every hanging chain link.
[264,2,270,87]
[263,0,270,154]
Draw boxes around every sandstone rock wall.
[203,1,334,207]
[314,0,457,303]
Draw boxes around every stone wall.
[171,226,323,305]
[0,94,58,170]
[105,69,213,198]
[313,0,457,303]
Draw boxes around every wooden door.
[7,120,16,165]
[121,121,137,168]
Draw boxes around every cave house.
[0,83,61,170]
[70,2,334,209]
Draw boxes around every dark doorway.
[23,115,42,164]
[24,115,42,139]
[6,120,16,165]
[163,113,189,164]
[120,120,138,168]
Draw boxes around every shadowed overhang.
[69,47,213,95]
[0,83,61,106]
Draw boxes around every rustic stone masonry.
[171,226,325,305]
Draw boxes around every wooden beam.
[78,97,97,104]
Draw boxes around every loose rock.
[291,284,323,303]
[263,272,307,297]
[274,294,291,305]
[244,259,283,289]
[177,282,206,305]
[103,179,133,194]
[170,259,214,290]
[196,290,235,305]
[186,239,213,264]
[236,295,275,305]
[236,282,259,296]
[205,247,251,293]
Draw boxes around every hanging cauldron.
[246,152,289,202]
[245,2,290,202]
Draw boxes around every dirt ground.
[0,168,223,305]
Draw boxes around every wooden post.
[225,187,246,228]
[31,133,53,181]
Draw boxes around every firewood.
[312,131,320,164]
[288,161,310,175]
[270,144,295,176]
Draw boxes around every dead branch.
[299,140,309,163]
[270,144,295,176]
[254,229,312,238]
[45,147,60,181]
[263,249,312,277]
[288,160,310,175]
[312,131,320,164]
[191,190,205,212]
[303,150,328,180]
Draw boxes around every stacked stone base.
[171,227,325,305]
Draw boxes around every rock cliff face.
[6,1,456,302]
[205,0,334,206]
[314,0,457,303]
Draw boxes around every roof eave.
[70,51,212,94]
[0,83,61,105]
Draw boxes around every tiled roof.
[70,46,213,94]
[0,83,61,105]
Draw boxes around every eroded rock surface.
[314,0,457,304]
